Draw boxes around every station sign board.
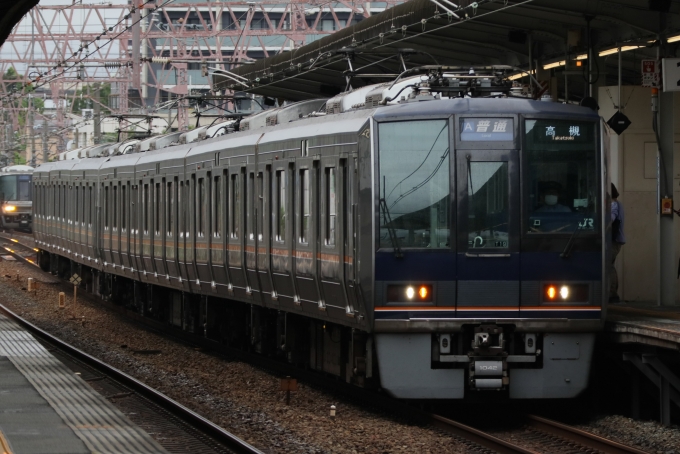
[662,58,680,92]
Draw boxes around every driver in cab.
[536,181,571,213]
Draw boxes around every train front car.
[0,165,34,232]
[370,98,606,399]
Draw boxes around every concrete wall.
[598,86,680,303]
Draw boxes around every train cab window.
[378,120,450,249]
[525,120,598,234]
[275,170,286,242]
[300,169,310,244]
[325,167,337,246]
[467,162,509,249]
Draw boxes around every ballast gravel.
[1,258,679,453]
[0,260,465,454]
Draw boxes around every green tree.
[71,83,112,115]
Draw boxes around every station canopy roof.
[0,0,38,47]
[214,0,680,102]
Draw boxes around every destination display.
[460,118,514,141]
[526,119,595,144]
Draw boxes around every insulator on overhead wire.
[104,62,122,69]
[152,57,170,64]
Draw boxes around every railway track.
[432,413,650,453]
[0,303,263,454]
[5,235,650,454]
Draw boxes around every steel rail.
[431,414,537,454]
[526,414,648,454]
[0,303,264,454]
[0,232,39,266]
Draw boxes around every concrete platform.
[0,313,168,454]
[606,302,680,350]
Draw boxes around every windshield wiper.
[379,198,403,259]
[560,217,589,258]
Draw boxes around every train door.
[130,181,142,278]
[177,178,192,291]
[121,181,133,278]
[227,167,248,299]
[295,152,322,311]
[139,178,154,283]
[244,165,259,298]
[255,163,274,300]
[270,160,297,309]
[344,152,359,316]
[164,176,180,286]
[112,180,122,268]
[319,156,350,317]
[210,167,229,293]
[152,177,166,282]
[455,116,520,318]
[102,182,113,266]
[194,169,213,293]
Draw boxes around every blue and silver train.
[32,70,609,399]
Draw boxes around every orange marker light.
[547,285,557,300]
[418,286,428,299]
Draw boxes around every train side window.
[230,174,240,239]
[247,173,254,240]
[104,185,109,229]
[155,182,161,236]
[82,184,86,224]
[198,177,205,237]
[178,181,184,237]
[87,186,91,226]
[213,175,221,237]
[167,180,173,236]
[113,185,118,230]
[275,170,286,242]
[257,172,264,241]
[75,186,79,224]
[325,167,337,246]
[143,183,149,234]
[300,169,310,244]
[121,184,127,232]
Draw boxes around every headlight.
[543,284,589,302]
[3,205,16,212]
[387,284,434,302]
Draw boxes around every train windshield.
[378,120,450,249]
[525,119,598,234]
[0,174,32,202]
